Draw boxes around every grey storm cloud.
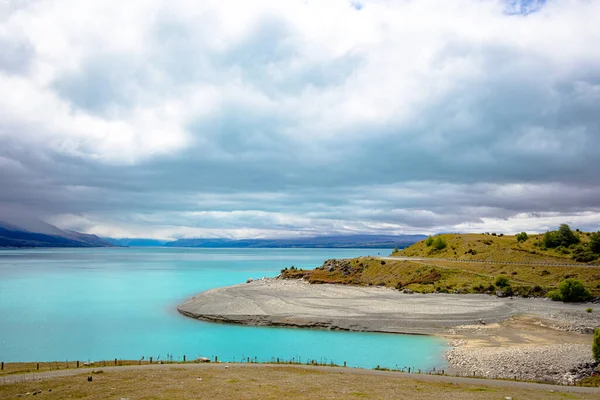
[0,0,599,239]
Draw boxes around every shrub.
[495,276,510,288]
[543,231,560,248]
[571,244,598,262]
[557,279,592,302]
[393,244,399,253]
[432,237,447,250]
[590,232,600,254]
[558,224,579,246]
[425,236,434,246]
[547,290,562,301]
[594,328,600,362]
[516,232,529,242]
[586,307,593,313]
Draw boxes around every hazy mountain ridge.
[1,219,426,249]
[0,220,114,248]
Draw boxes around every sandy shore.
[178,278,600,383]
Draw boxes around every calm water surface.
[0,248,447,369]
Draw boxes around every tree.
[516,232,528,243]
[589,231,600,254]
[432,236,447,250]
[557,224,579,247]
[543,224,580,248]
[543,231,560,248]
[558,278,591,302]
[425,236,434,246]
[593,328,600,362]
[393,244,399,253]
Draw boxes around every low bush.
[571,245,597,262]
[549,279,592,302]
[495,276,510,288]
[425,236,434,246]
[516,232,528,242]
[432,237,447,250]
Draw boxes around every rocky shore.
[447,343,597,384]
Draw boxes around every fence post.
[114,358,117,366]
[1,362,3,370]
[183,355,186,362]
[344,361,346,367]
[150,357,153,364]
[37,363,39,370]
[76,361,79,368]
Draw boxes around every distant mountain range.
[161,234,427,249]
[0,219,114,248]
[0,219,426,249]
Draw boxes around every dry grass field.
[2,364,599,400]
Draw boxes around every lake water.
[0,247,447,369]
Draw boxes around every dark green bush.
[590,232,600,254]
[553,278,592,302]
[432,236,447,250]
[516,232,528,242]
[544,224,580,248]
[547,290,562,301]
[572,244,598,262]
[495,276,510,288]
[425,236,434,246]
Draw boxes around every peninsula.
[178,227,600,384]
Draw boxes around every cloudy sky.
[1,0,599,240]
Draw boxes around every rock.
[402,289,413,294]
[246,278,253,283]
[195,357,210,363]
[496,290,507,298]
[87,376,93,382]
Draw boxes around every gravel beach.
[178,278,600,383]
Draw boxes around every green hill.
[396,230,599,264]
[281,228,600,298]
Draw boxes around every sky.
[0,0,599,240]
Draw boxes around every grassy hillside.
[281,257,600,297]
[396,232,599,264]
[281,229,600,297]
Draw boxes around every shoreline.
[178,278,600,383]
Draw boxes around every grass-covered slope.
[281,229,600,297]
[396,232,599,264]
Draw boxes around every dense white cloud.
[1,0,599,238]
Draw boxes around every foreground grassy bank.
[2,363,600,399]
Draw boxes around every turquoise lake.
[0,247,447,369]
